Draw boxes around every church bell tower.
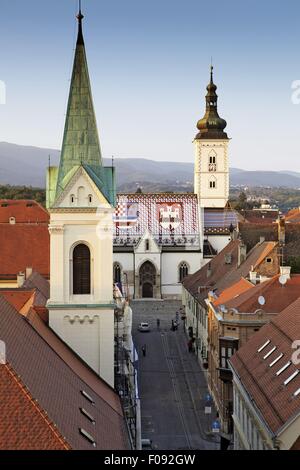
[194,66,229,208]
[46,7,116,387]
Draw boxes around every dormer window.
[9,217,16,224]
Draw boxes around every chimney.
[207,263,212,278]
[249,271,257,285]
[17,272,25,288]
[26,267,33,279]
[238,242,247,267]
[278,217,286,246]
[280,266,291,280]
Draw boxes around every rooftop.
[224,274,300,313]
[183,240,278,306]
[0,225,49,279]
[0,363,70,450]
[229,296,300,441]
[0,295,130,450]
[0,200,49,224]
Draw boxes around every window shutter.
[73,244,91,294]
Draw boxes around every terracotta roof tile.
[213,278,253,307]
[0,363,70,450]
[0,296,130,449]
[183,240,277,306]
[0,290,35,313]
[0,225,49,279]
[0,200,49,224]
[230,297,300,438]
[225,275,300,313]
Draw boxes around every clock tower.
[194,67,229,208]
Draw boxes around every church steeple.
[195,66,228,140]
[55,5,104,197]
[76,4,84,45]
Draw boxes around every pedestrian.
[171,319,175,331]
[156,318,160,330]
[188,339,193,353]
[142,345,146,357]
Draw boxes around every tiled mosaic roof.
[203,208,238,230]
[114,194,200,247]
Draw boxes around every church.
[45,5,238,382]
[113,66,238,299]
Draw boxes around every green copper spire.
[55,7,104,195]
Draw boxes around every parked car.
[138,322,150,332]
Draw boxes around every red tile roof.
[285,208,300,223]
[183,240,277,306]
[213,278,253,307]
[0,289,35,313]
[0,225,49,279]
[0,363,70,450]
[230,296,300,440]
[0,200,49,224]
[224,275,300,313]
[0,296,129,449]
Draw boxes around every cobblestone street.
[132,300,219,450]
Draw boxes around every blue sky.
[1,0,300,171]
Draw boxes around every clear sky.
[1,0,300,171]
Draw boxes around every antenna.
[258,296,266,306]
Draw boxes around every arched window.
[114,263,122,284]
[208,150,217,172]
[70,194,75,205]
[209,179,216,189]
[179,262,189,282]
[145,239,150,251]
[73,244,91,294]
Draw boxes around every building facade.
[230,297,300,450]
[113,69,237,299]
[46,10,115,386]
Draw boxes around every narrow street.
[132,300,219,450]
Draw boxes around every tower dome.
[195,66,228,140]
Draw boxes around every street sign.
[205,406,212,414]
[205,393,212,402]
[212,420,221,433]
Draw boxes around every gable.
[54,167,111,209]
[134,229,161,254]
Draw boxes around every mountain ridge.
[1,142,300,189]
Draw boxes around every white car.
[138,322,150,332]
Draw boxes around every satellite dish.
[279,275,287,286]
[258,296,266,306]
